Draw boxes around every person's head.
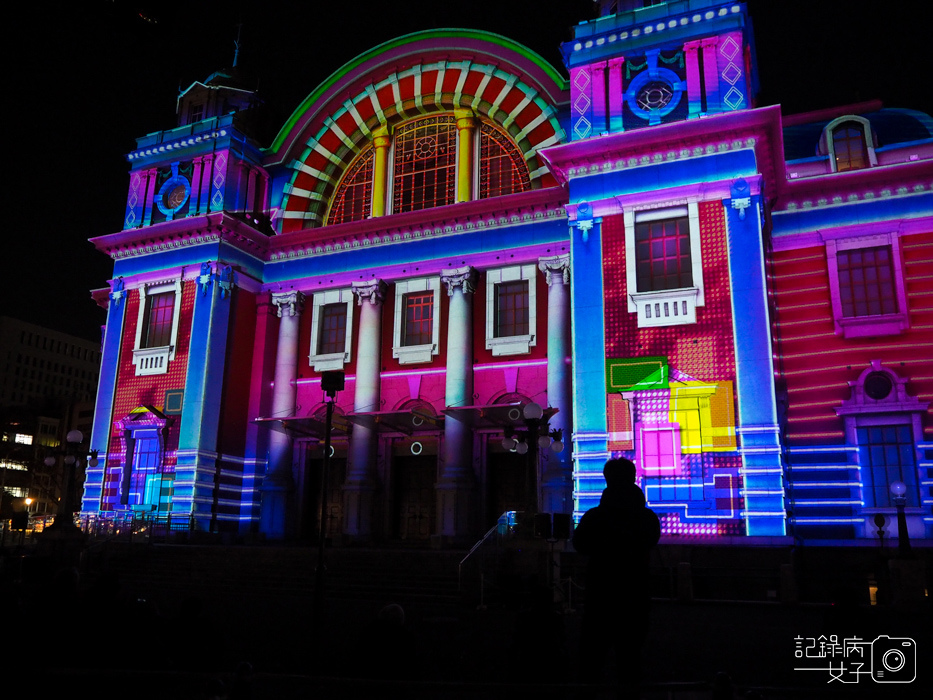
[603,457,636,488]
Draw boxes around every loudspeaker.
[533,512,552,539]
[321,370,345,394]
[552,513,572,540]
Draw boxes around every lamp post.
[889,480,912,558]
[312,370,343,657]
[44,429,97,536]
[501,402,563,524]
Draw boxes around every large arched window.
[325,114,530,225]
[328,149,374,226]
[479,122,531,199]
[393,115,458,214]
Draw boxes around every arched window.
[326,114,530,225]
[327,149,374,225]
[393,115,457,214]
[832,122,868,171]
[479,123,531,199]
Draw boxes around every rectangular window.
[858,425,918,508]
[142,292,175,348]
[635,217,693,292]
[838,246,897,318]
[403,292,434,346]
[318,303,348,355]
[495,280,529,338]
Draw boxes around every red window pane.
[403,292,434,346]
[479,123,530,199]
[328,149,375,225]
[833,124,867,171]
[634,218,693,292]
[495,280,529,337]
[143,292,174,348]
[393,116,456,214]
[838,246,897,317]
[318,303,348,355]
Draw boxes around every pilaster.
[259,289,305,539]
[538,254,573,515]
[438,266,477,539]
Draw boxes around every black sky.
[4,1,930,342]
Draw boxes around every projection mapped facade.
[82,1,932,544]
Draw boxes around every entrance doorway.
[486,449,531,528]
[392,455,436,541]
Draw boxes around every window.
[393,115,457,214]
[403,293,434,346]
[327,114,531,225]
[485,265,538,356]
[837,246,897,317]
[822,116,877,173]
[479,123,531,199]
[635,217,693,292]
[328,149,374,225]
[637,422,682,475]
[836,361,926,521]
[833,124,867,172]
[857,425,919,508]
[624,203,704,328]
[132,280,183,376]
[308,288,355,372]
[318,304,348,355]
[142,292,175,348]
[496,281,529,337]
[392,277,441,364]
[825,233,908,338]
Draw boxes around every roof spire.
[233,23,242,68]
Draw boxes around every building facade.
[81,1,932,544]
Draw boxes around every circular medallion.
[864,372,893,401]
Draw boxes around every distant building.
[0,317,101,410]
[81,1,932,544]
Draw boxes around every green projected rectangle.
[606,356,669,392]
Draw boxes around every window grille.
[635,217,693,292]
[838,246,897,317]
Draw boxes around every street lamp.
[503,402,563,521]
[44,429,97,535]
[889,480,912,558]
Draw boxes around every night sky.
[5,1,930,342]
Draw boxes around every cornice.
[773,160,933,213]
[539,105,785,198]
[267,188,568,263]
[90,212,271,261]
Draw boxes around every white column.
[260,290,304,539]
[437,266,477,539]
[538,255,573,515]
[345,279,386,538]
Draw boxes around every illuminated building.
[81,1,932,544]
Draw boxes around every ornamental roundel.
[154,162,191,219]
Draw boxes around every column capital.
[454,108,476,130]
[441,266,477,296]
[352,279,387,306]
[271,290,305,318]
[538,255,571,286]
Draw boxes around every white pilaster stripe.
[486,72,519,123]
[453,60,472,106]
[324,115,359,154]
[344,99,371,139]
[365,84,387,125]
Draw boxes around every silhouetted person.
[573,458,660,697]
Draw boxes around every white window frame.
[485,265,537,356]
[393,277,441,364]
[624,202,704,328]
[132,279,182,376]
[825,232,908,338]
[308,288,356,372]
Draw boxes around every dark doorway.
[487,449,530,528]
[301,453,346,541]
[392,456,436,541]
